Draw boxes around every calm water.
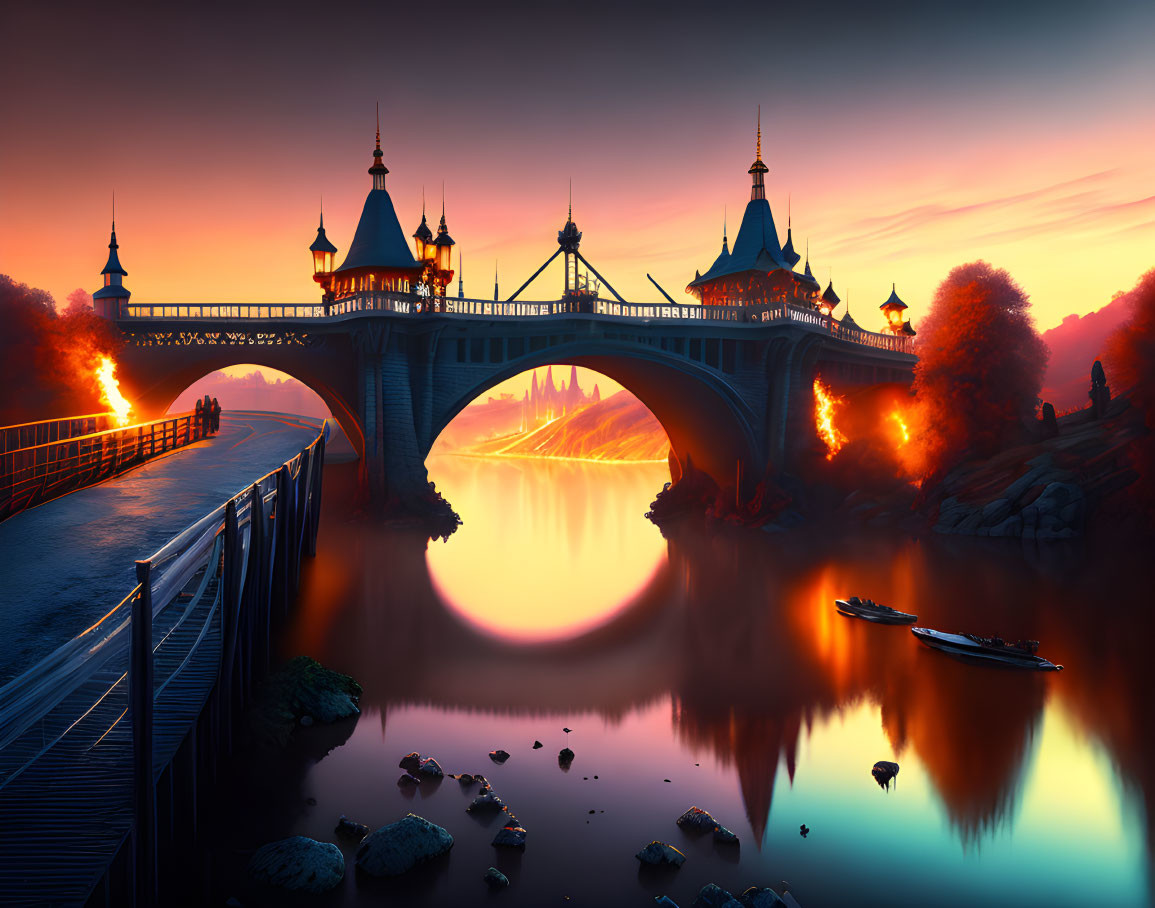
[210,454,1154,908]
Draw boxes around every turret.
[433,198,455,274]
[93,210,130,318]
[880,284,909,334]
[412,192,434,262]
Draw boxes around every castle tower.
[93,208,130,318]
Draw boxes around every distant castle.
[519,366,600,431]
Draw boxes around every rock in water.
[739,887,786,908]
[872,760,900,790]
[248,836,344,893]
[355,814,454,877]
[558,747,575,767]
[418,757,444,777]
[399,752,422,772]
[635,841,686,867]
[532,740,543,749]
[692,883,742,908]
[397,772,421,788]
[457,772,477,785]
[676,806,718,832]
[490,749,511,764]
[467,791,507,813]
[249,656,362,747]
[483,867,510,889]
[334,815,369,841]
[713,824,739,844]
[799,824,809,838]
[492,825,527,848]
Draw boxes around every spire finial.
[723,205,727,241]
[112,190,116,231]
[441,181,445,219]
[788,192,792,229]
[568,178,572,221]
[375,101,381,152]
[422,186,426,217]
[756,105,761,160]
[319,194,324,230]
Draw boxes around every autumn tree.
[1105,267,1155,501]
[911,262,1048,476]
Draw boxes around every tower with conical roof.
[309,207,339,302]
[685,111,830,314]
[880,284,916,336]
[558,182,584,300]
[93,203,130,318]
[314,109,462,302]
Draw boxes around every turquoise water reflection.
[225,459,1152,907]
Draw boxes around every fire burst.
[889,409,910,446]
[813,377,847,460]
[95,356,133,426]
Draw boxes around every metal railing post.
[132,560,156,907]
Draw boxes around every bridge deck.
[0,411,321,685]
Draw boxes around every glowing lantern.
[309,211,338,276]
[879,284,908,334]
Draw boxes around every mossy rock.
[250,656,362,747]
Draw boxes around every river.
[208,453,1153,907]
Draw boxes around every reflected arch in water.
[425,364,673,642]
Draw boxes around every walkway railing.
[0,412,117,455]
[116,293,915,355]
[0,412,212,522]
[0,422,328,906]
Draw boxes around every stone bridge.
[112,294,916,504]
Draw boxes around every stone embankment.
[926,398,1143,539]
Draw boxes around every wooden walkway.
[0,424,327,906]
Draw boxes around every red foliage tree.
[910,262,1048,477]
[0,276,123,425]
[1105,267,1155,501]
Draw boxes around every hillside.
[1041,289,1135,410]
[469,390,669,462]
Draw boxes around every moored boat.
[911,627,1062,670]
[835,596,918,624]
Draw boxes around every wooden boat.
[835,596,918,624]
[911,627,1063,671]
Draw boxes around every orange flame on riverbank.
[889,409,910,446]
[813,377,847,460]
[95,356,133,426]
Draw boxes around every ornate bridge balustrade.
[112,293,915,508]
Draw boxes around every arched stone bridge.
[113,293,916,503]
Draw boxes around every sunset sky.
[2,0,1153,335]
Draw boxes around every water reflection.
[238,460,1154,907]
[425,455,667,642]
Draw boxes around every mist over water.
[209,457,1154,908]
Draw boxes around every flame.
[95,356,133,426]
[889,409,910,446]
[813,377,847,460]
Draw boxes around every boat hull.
[835,600,917,625]
[911,627,1062,671]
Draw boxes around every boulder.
[635,841,686,867]
[489,750,511,764]
[739,887,786,908]
[532,740,543,749]
[467,791,507,813]
[334,815,369,841]
[692,883,742,908]
[457,772,477,785]
[713,824,739,844]
[558,747,575,767]
[397,773,421,788]
[872,760,900,789]
[248,836,344,894]
[355,814,454,877]
[249,656,362,747]
[676,806,718,832]
[483,866,510,890]
[418,757,444,777]
[399,752,422,772]
[492,825,527,848]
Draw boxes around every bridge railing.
[115,293,914,354]
[0,422,328,904]
[0,411,212,522]
[0,412,118,455]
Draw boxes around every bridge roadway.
[0,411,322,685]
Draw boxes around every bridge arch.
[116,342,366,462]
[429,339,763,484]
